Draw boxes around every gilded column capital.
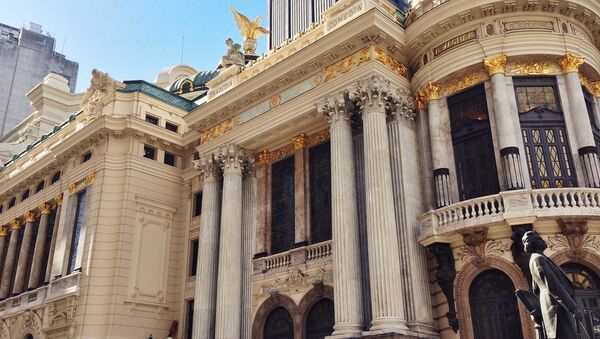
[414,90,427,110]
[291,134,307,150]
[24,211,37,223]
[39,203,53,215]
[351,74,393,108]
[194,153,221,180]
[483,55,508,75]
[0,226,7,237]
[422,82,440,102]
[255,150,272,165]
[558,53,584,74]
[9,218,21,230]
[218,144,248,172]
[316,92,353,123]
[54,193,64,206]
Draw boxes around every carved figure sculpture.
[220,38,245,68]
[231,7,269,55]
[523,231,582,339]
[80,69,117,121]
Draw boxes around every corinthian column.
[559,53,600,187]
[484,55,525,190]
[13,211,37,295]
[0,219,21,298]
[215,144,246,339]
[317,92,364,336]
[422,83,453,207]
[29,203,52,289]
[192,154,222,339]
[353,74,408,334]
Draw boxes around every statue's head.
[522,231,547,254]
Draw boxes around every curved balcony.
[419,188,600,245]
[253,241,332,275]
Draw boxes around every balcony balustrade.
[253,240,332,275]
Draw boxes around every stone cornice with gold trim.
[200,117,239,145]
[68,172,96,195]
[483,55,507,76]
[256,129,330,165]
[416,70,488,104]
[580,74,600,97]
[505,61,562,76]
[558,53,585,74]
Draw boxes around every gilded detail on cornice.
[323,46,371,83]
[200,117,238,144]
[483,55,507,75]
[68,172,96,195]
[580,74,600,97]
[558,53,585,74]
[374,47,408,78]
[256,129,329,165]
[505,61,561,76]
[441,71,488,97]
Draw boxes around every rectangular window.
[583,89,600,151]
[82,151,92,163]
[164,152,176,166]
[189,239,199,276]
[67,190,87,274]
[144,145,156,160]
[514,77,561,113]
[193,192,203,217]
[309,141,332,243]
[145,114,159,125]
[185,299,194,339]
[270,156,295,254]
[165,122,179,133]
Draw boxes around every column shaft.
[0,220,21,298]
[45,198,62,283]
[193,156,222,339]
[428,99,453,207]
[293,137,309,246]
[13,213,36,295]
[241,172,257,339]
[0,231,8,284]
[29,205,52,289]
[254,164,268,257]
[215,145,245,339]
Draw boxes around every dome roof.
[168,70,220,94]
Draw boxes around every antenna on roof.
[180,36,185,64]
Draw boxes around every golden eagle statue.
[231,7,269,55]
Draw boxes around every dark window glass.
[35,181,45,193]
[193,192,203,217]
[0,205,3,214]
[22,189,30,201]
[563,263,600,338]
[516,77,577,189]
[193,152,200,160]
[82,151,92,163]
[39,208,57,284]
[469,269,523,339]
[164,152,176,166]
[67,190,87,274]
[448,85,500,200]
[145,114,159,125]
[51,172,61,184]
[305,299,334,339]
[144,145,156,160]
[8,198,16,208]
[584,89,600,152]
[264,306,294,339]
[309,141,332,244]
[185,299,194,339]
[270,157,295,254]
[189,239,199,276]
[165,122,179,133]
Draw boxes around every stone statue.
[231,7,269,55]
[81,69,118,121]
[219,38,245,68]
[522,231,583,339]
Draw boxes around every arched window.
[24,334,34,339]
[563,263,600,337]
[305,298,334,339]
[515,77,577,188]
[469,269,523,339]
[264,306,294,339]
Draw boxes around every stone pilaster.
[484,55,525,190]
[0,227,8,284]
[0,219,21,298]
[387,90,437,337]
[215,144,247,339]
[292,134,309,247]
[45,193,63,283]
[424,83,453,207]
[353,74,408,334]
[192,154,222,339]
[28,203,52,289]
[254,157,269,258]
[559,53,600,187]
[13,211,37,295]
[317,92,364,336]
[241,163,256,339]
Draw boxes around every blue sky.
[1,1,267,92]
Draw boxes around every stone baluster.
[559,53,600,187]
[13,211,37,295]
[45,193,63,283]
[484,55,526,190]
[28,203,53,289]
[317,92,364,336]
[353,74,409,334]
[192,154,222,339]
[0,219,21,298]
[241,162,257,339]
[422,83,453,207]
[215,144,246,339]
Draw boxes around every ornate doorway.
[563,263,600,338]
[305,298,334,339]
[264,306,294,339]
[469,269,523,339]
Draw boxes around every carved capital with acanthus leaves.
[0,226,7,237]
[39,203,53,215]
[24,211,37,223]
[389,88,416,121]
[418,82,440,103]
[218,144,249,173]
[483,55,508,75]
[194,153,221,180]
[351,74,393,110]
[316,92,353,125]
[10,218,22,230]
[558,53,584,74]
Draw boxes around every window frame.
[145,114,159,126]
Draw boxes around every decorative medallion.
[270,95,281,108]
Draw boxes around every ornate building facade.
[0,0,600,338]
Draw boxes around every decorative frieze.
[505,61,561,75]
[199,117,238,144]
[579,74,600,97]
[373,47,408,78]
[323,47,371,83]
[68,172,96,195]
[255,129,329,165]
